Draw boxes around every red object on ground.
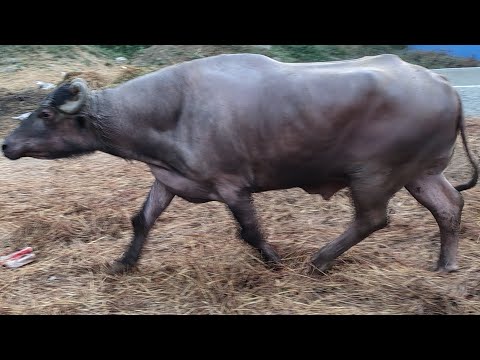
[0,247,35,268]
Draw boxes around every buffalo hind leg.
[311,178,395,273]
[405,174,464,272]
[108,180,174,274]
[224,191,281,266]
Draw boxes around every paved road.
[433,67,480,117]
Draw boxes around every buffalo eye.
[40,110,53,120]
[76,116,87,129]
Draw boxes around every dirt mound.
[62,71,109,89]
[0,46,143,92]
[0,88,47,133]
[111,66,152,85]
[51,67,152,90]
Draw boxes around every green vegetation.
[266,45,406,62]
[125,45,480,69]
[92,45,151,58]
[0,45,150,63]
[266,45,480,68]
[0,45,82,59]
[0,45,478,69]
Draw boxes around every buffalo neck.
[86,69,185,168]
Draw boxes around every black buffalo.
[3,53,477,274]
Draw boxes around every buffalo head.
[2,78,99,160]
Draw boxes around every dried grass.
[61,71,109,89]
[1,104,480,314]
[111,66,151,85]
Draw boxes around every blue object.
[408,45,480,59]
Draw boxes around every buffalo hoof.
[260,244,282,269]
[310,251,334,274]
[106,260,136,275]
[435,263,459,273]
[309,259,333,275]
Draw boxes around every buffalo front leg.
[224,191,281,266]
[405,174,464,272]
[108,180,174,274]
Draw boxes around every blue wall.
[409,45,480,59]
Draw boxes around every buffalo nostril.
[2,144,7,152]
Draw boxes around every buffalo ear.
[58,78,89,114]
[70,85,80,96]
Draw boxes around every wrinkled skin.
[2,53,478,275]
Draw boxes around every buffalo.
[2,53,477,274]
